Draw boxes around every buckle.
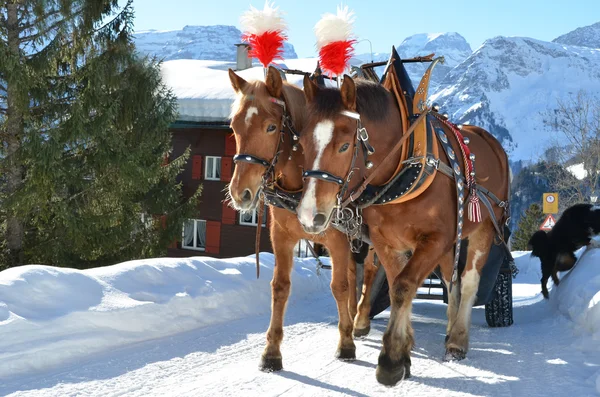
[358,127,369,141]
[426,156,440,169]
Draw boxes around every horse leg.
[325,236,357,360]
[347,251,358,325]
[354,247,378,337]
[438,250,459,343]
[259,224,296,372]
[445,222,494,361]
[374,237,447,386]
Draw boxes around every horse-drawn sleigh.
[227,3,517,387]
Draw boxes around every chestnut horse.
[295,75,510,385]
[227,66,379,371]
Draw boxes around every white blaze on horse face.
[245,106,259,127]
[298,120,334,228]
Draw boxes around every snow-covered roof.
[160,58,323,123]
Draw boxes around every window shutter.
[222,201,237,225]
[225,134,236,156]
[192,155,203,180]
[205,221,221,254]
[221,157,233,182]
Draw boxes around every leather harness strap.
[341,110,429,207]
[255,195,265,279]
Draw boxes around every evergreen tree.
[512,203,545,251]
[0,1,199,268]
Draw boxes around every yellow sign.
[543,193,558,214]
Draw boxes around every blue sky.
[132,0,598,57]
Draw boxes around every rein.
[341,110,429,208]
[232,95,298,278]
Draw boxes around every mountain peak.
[552,21,600,49]
[134,25,297,62]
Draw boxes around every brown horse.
[227,66,379,371]
[295,74,510,385]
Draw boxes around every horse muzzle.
[230,187,260,212]
[298,209,333,235]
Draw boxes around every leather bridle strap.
[233,154,270,168]
[302,170,344,185]
[341,110,429,207]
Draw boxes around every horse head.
[227,66,294,212]
[297,74,399,234]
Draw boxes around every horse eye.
[339,143,350,153]
[267,124,277,133]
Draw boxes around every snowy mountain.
[353,32,472,90]
[553,21,600,49]
[430,36,600,161]
[134,25,298,62]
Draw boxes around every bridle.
[232,96,299,189]
[301,109,375,213]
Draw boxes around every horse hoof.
[444,347,466,361]
[259,355,283,372]
[353,326,371,338]
[376,354,411,386]
[336,346,356,361]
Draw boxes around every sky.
[131,0,598,57]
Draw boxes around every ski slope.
[1,251,599,396]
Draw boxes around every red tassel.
[318,40,356,77]
[468,193,482,223]
[242,30,287,67]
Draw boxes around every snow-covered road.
[1,251,599,396]
[4,286,599,396]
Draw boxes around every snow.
[133,25,297,63]
[0,254,331,380]
[550,248,600,336]
[1,247,599,396]
[567,163,588,180]
[160,58,321,122]
[430,36,600,161]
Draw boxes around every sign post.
[543,193,558,214]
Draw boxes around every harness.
[301,56,512,287]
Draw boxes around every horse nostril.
[313,213,327,228]
[242,189,253,203]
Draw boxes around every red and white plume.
[240,1,288,68]
[314,5,356,77]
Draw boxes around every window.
[205,156,221,180]
[182,219,207,251]
[239,207,267,227]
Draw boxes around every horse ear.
[340,75,357,111]
[228,68,248,93]
[303,74,320,102]
[266,66,283,98]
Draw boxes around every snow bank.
[0,254,332,379]
[550,247,600,337]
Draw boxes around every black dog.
[528,203,600,299]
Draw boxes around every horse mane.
[311,79,395,123]
[281,82,307,135]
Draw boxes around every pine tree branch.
[25,4,130,60]
[19,8,65,32]
[19,19,66,44]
